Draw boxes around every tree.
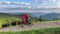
[39,15,43,22]
[43,18,48,21]
[53,17,59,21]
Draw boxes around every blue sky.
[0,0,60,8]
[0,0,60,13]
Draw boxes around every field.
[0,13,22,24]
[0,27,60,34]
[0,16,21,24]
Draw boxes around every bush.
[2,23,10,27]
[2,21,22,27]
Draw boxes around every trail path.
[0,21,60,32]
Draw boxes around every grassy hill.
[0,13,22,24]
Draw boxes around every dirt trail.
[0,21,60,32]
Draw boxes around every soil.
[0,21,60,32]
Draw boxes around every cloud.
[1,7,60,13]
[0,1,30,6]
[57,1,60,5]
[0,2,2,4]
[4,1,11,4]
[49,0,56,2]
[0,1,31,8]
[53,0,56,2]
[34,0,49,8]
[13,2,21,4]
[34,0,59,8]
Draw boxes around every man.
[21,14,32,27]
[22,14,30,25]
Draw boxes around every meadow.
[0,27,60,34]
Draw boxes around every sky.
[0,0,60,8]
[0,0,60,13]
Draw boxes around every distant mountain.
[9,12,46,18]
[1,12,60,21]
[42,13,60,20]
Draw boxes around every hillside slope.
[0,13,21,24]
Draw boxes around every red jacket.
[22,14,29,24]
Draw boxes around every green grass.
[0,16,22,24]
[0,13,22,24]
[0,27,60,34]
